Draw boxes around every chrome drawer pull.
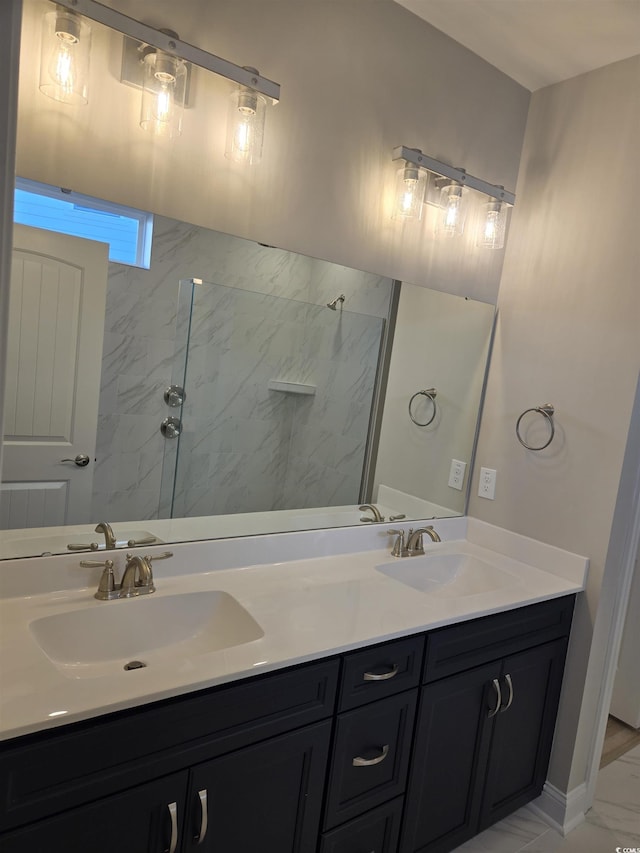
[195,788,208,845]
[166,801,178,853]
[488,678,502,718]
[501,673,514,712]
[352,744,389,767]
[363,664,399,681]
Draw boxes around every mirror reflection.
[0,1,496,559]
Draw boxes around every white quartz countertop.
[0,519,588,742]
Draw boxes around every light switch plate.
[448,459,466,490]
[478,467,497,499]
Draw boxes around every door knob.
[60,454,90,467]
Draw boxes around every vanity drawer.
[324,691,417,830]
[423,595,575,683]
[0,659,339,832]
[339,635,424,711]
[319,797,404,853]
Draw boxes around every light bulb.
[225,70,267,164]
[477,199,508,249]
[392,163,427,220]
[436,181,468,237]
[140,49,186,138]
[39,8,91,105]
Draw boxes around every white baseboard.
[528,781,589,836]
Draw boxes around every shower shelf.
[268,380,316,396]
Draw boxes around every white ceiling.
[394,0,640,91]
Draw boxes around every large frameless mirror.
[0,0,496,559]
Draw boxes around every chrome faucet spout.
[120,554,155,597]
[94,522,117,550]
[359,504,384,523]
[406,526,441,555]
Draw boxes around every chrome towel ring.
[516,403,555,451]
[409,388,437,427]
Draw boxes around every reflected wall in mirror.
[0,0,496,558]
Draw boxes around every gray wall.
[15,0,528,306]
[374,284,494,513]
[469,55,640,792]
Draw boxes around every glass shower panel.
[166,278,385,520]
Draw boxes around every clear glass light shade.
[436,182,469,238]
[477,200,508,249]
[225,86,267,164]
[140,50,187,138]
[39,8,91,105]
[392,163,427,220]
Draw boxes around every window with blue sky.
[14,177,153,268]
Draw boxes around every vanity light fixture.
[138,35,187,138]
[225,68,268,164]
[392,153,429,220]
[477,195,508,250]
[39,4,91,105]
[391,147,515,247]
[435,175,469,238]
[46,0,280,148]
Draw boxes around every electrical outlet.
[448,458,467,490]
[478,467,497,499]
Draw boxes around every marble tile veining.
[92,213,393,520]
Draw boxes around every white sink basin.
[376,552,520,597]
[29,590,264,678]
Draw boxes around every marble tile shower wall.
[171,287,385,517]
[91,215,393,522]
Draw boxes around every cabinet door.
[184,720,331,853]
[479,638,568,829]
[0,771,188,853]
[399,662,497,853]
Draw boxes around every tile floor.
[454,743,640,853]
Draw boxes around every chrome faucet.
[359,504,385,523]
[387,526,440,557]
[94,521,117,550]
[66,520,117,552]
[120,554,155,597]
[406,526,441,555]
[80,551,173,599]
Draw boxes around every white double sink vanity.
[0,517,588,852]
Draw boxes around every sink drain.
[124,660,147,671]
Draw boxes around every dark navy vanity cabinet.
[0,596,574,853]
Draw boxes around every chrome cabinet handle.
[488,678,502,718]
[194,788,208,845]
[166,801,178,853]
[501,673,514,712]
[60,454,90,467]
[363,664,399,682]
[352,744,389,767]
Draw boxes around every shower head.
[327,294,345,310]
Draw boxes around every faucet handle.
[67,541,101,551]
[126,535,157,547]
[79,558,118,600]
[80,558,114,568]
[145,551,173,563]
[386,529,407,558]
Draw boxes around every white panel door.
[1,225,109,528]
